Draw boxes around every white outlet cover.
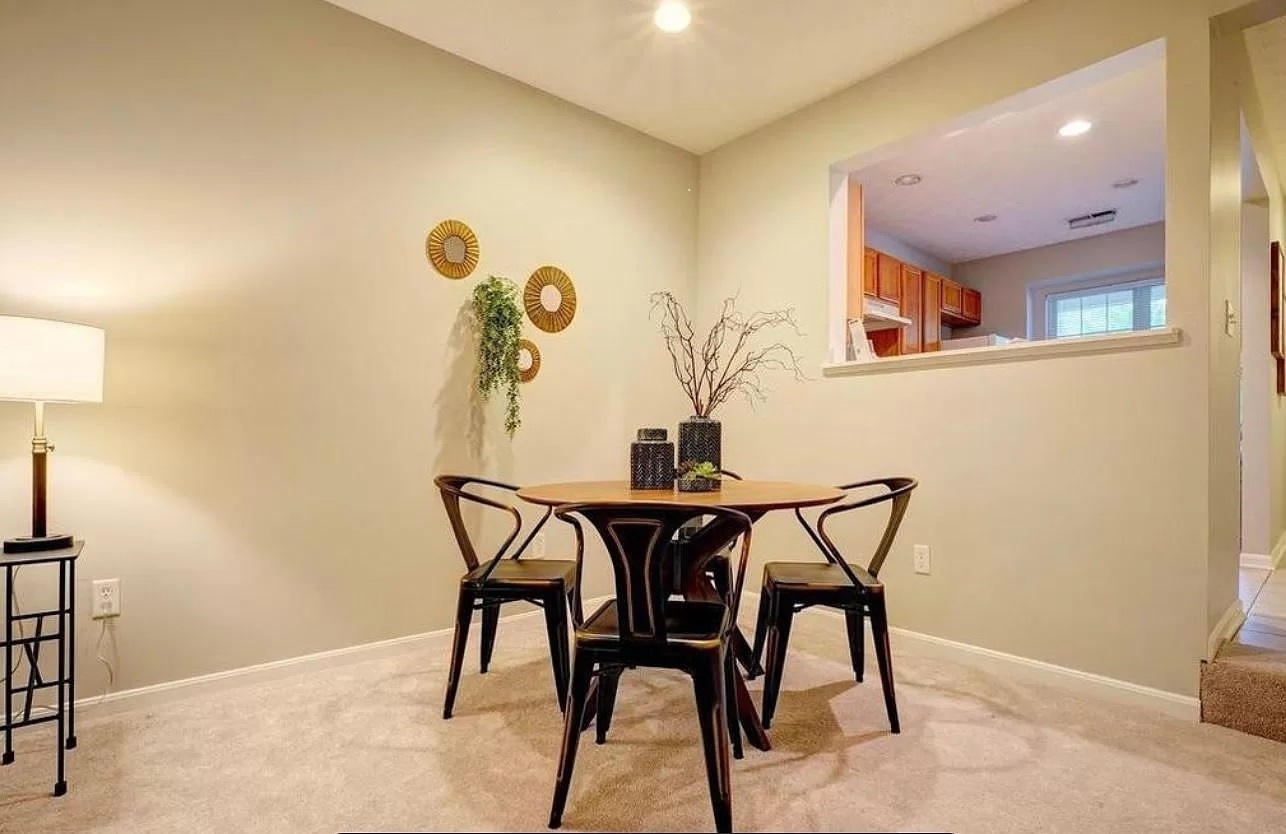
[92,578,121,619]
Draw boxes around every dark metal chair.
[435,475,581,720]
[748,477,916,733]
[548,503,754,834]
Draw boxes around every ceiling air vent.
[1068,209,1117,230]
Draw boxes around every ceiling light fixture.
[974,214,998,223]
[1112,177,1140,189]
[654,1,691,32]
[1058,119,1093,138]
[893,174,922,186]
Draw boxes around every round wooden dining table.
[517,479,844,752]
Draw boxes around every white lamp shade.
[0,316,105,403]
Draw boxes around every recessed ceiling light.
[654,1,691,32]
[893,174,922,186]
[974,214,998,223]
[1058,119,1093,138]
[1112,177,1140,189]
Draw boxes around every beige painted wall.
[954,222,1166,340]
[1242,202,1272,557]
[0,0,697,694]
[696,0,1252,696]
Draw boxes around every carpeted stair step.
[1200,643,1286,743]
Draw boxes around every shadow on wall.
[433,301,485,478]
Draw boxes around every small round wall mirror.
[518,339,541,383]
[426,220,480,279]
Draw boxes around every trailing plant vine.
[472,275,523,435]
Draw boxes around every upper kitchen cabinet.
[863,248,878,297]
[942,279,963,316]
[941,277,981,328]
[877,253,902,304]
[962,287,982,326]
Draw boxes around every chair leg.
[443,588,476,720]
[543,593,571,712]
[480,603,499,674]
[549,649,595,830]
[595,666,622,744]
[844,607,865,683]
[760,596,795,730]
[723,649,743,760]
[748,584,772,680]
[868,595,900,734]
[693,650,733,834]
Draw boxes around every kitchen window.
[1045,279,1166,339]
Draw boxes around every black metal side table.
[1,541,81,796]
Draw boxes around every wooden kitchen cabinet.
[923,274,943,352]
[863,248,878,297]
[962,287,982,325]
[942,279,963,315]
[900,265,923,354]
[877,253,902,304]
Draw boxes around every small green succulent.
[680,461,721,480]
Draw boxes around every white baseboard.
[743,591,1200,721]
[75,602,555,717]
[74,594,1197,723]
[1241,552,1273,570]
[1206,598,1246,662]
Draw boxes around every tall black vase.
[677,416,721,471]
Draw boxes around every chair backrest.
[555,503,753,644]
[434,475,551,583]
[794,478,917,585]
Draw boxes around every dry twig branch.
[650,291,805,417]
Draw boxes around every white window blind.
[1046,279,1166,339]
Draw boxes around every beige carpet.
[4,611,1286,834]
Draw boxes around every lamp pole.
[31,401,49,539]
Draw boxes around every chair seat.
[577,599,728,647]
[463,558,577,587]
[763,560,881,591]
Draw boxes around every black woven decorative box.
[630,428,675,490]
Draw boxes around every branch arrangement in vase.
[650,291,806,417]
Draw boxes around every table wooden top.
[517,480,845,511]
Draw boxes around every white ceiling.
[324,0,1031,153]
[849,46,1165,264]
[1245,16,1286,190]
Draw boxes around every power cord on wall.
[95,618,117,704]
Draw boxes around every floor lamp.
[0,316,105,554]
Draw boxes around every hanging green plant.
[472,275,523,435]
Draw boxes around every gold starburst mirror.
[426,220,480,279]
[524,266,577,333]
[518,339,541,383]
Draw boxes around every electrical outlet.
[530,533,547,559]
[92,578,121,619]
[913,545,931,576]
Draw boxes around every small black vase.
[677,416,721,471]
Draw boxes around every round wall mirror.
[524,266,577,333]
[426,219,480,279]
[518,339,541,383]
